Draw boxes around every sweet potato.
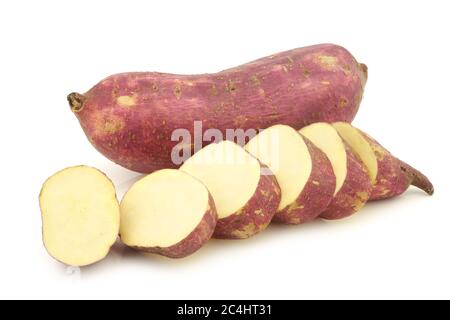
[245,125,335,224]
[39,166,120,267]
[68,44,367,173]
[180,141,280,239]
[332,122,434,200]
[300,123,372,220]
[120,169,217,258]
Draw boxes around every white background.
[0,0,449,300]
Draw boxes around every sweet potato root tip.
[68,92,86,113]
[360,63,368,82]
[399,160,434,195]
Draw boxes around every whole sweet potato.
[69,44,367,173]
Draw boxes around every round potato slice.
[246,125,335,224]
[120,169,217,258]
[300,123,372,220]
[39,166,120,267]
[180,141,280,239]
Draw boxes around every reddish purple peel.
[213,165,281,239]
[69,44,368,173]
[274,137,335,224]
[320,145,372,220]
[132,195,217,258]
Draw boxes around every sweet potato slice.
[39,166,120,267]
[180,141,280,239]
[300,123,372,220]
[332,122,433,200]
[120,169,217,258]
[245,125,335,224]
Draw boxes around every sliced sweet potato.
[39,166,120,267]
[180,141,281,239]
[300,123,372,220]
[245,125,335,224]
[120,169,217,258]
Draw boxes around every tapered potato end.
[398,160,434,196]
[332,122,434,200]
[120,169,217,258]
[39,166,120,267]
[365,132,434,198]
[367,145,434,200]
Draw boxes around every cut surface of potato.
[180,141,280,239]
[120,169,216,255]
[245,124,312,211]
[300,123,372,220]
[332,122,378,184]
[181,141,261,219]
[39,166,120,267]
[300,123,347,195]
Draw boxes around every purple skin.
[132,195,218,258]
[213,165,281,239]
[320,145,372,220]
[273,137,336,224]
[360,132,434,200]
[68,44,368,173]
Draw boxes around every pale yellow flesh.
[300,123,347,195]
[245,125,312,211]
[332,122,378,184]
[120,169,209,248]
[40,166,120,267]
[180,141,260,219]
